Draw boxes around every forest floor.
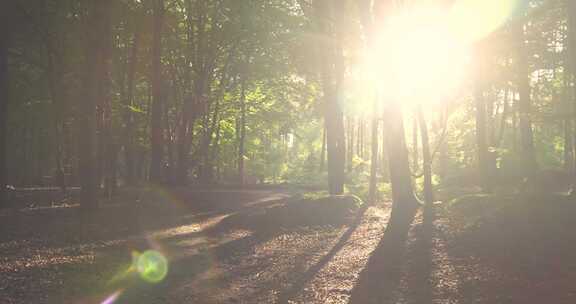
[1,188,576,303]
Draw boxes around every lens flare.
[134,250,169,283]
[100,290,123,304]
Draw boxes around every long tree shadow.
[276,204,370,304]
[348,205,420,304]
[400,206,435,304]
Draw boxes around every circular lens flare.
[134,250,168,283]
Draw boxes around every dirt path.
[4,190,569,304]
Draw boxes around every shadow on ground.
[347,204,420,304]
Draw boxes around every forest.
[2,0,576,303]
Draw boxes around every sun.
[367,7,471,106]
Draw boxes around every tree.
[79,0,113,211]
[122,5,142,186]
[238,77,246,185]
[515,21,537,177]
[375,0,420,224]
[567,0,576,195]
[417,106,434,205]
[0,3,10,208]
[149,0,165,184]
[474,48,493,193]
[316,0,346,195]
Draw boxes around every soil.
[1,188,576,303]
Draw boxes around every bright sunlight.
[367,7,469,106]
[364,0,519,106]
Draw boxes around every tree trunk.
[322,0,346,195]
[123,14,141,186]
[566,0,576,195]
[101,14,114,198]
[437,105,449,180]
[346,117,354,172]
[79,0,112,211]
[496,88,510,148]
[238,80,246,185]
[0,15,8,208]
[383,105,420,222]
[516,24,537,176]
[149,0,164,184]
[412,114,419,170]
[368,110,379,204]
[417,106,434,205]
[474,51,493,193]
[213,118,222,183]
[319,126,326,172]
[564,83,574,172]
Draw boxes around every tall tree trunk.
[563,77,574,172]
[238,80,246,185]
[324,80,346,195]
[123,14,141,186]
[45,44,67,195]
[474,51,493,193]
[346,117,354,172]
[496,88,510,148]
[368,108,379,204]
[417,106,434,205]
[149,0,164,184]
[383,105,420,222]
[101,14,114,198]
[438,105,449,180]
[322,0,346,195]
[176,104,193,184]
[79,0,112,211]
[214,118,222,183]
[412,114,419,170]
[567,0,576,195]
[516,24,537,176]
[174,0,195,185]
[0,13,8,208]
[198,55,231,184]
[319,126,326,172]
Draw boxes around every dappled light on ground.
[3,190,576,303]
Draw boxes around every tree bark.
[149,0,165,184]
[368,111,379,204]
[566,0,576,195]
[474,50,493,193]
[515,23,537,176]
[319,126,326,172]
[322,0,346,195]
[417,106,434,205]
[347,118,353,172]
[0,12,8,208]
[383,105,420,221]
[123,12,141,186]
[101,8,114,198]
[79,0,113,211]
[412,114,419,170]
[238,79,246,185]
